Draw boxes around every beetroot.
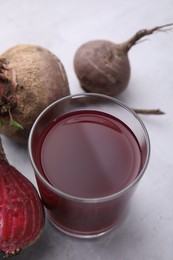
[74,23,172,97]
[0,139,45,256]
[0,44,70,143]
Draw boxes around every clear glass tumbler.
[28,93,150,238]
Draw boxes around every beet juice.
[41,110,141,198]
[33,109,142,237]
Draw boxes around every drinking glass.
[28,93,150,238]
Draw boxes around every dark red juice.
[36,110,142,236]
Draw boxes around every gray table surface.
[1,0,173,259]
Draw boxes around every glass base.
[48,217,122,239]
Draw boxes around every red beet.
[0,139,45,257]
[0,44,70,143]
[74,23,173,97]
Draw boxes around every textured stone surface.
[1,0,173,259]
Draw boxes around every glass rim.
[28,93,150,204]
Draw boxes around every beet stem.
[0,58,17,118]
[133,108,165,115]
[0,137,8,162]
[123,23,173,51]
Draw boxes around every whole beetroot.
[74,23,172,97]
[0,44,70,143]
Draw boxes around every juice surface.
[40,110,142,198]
